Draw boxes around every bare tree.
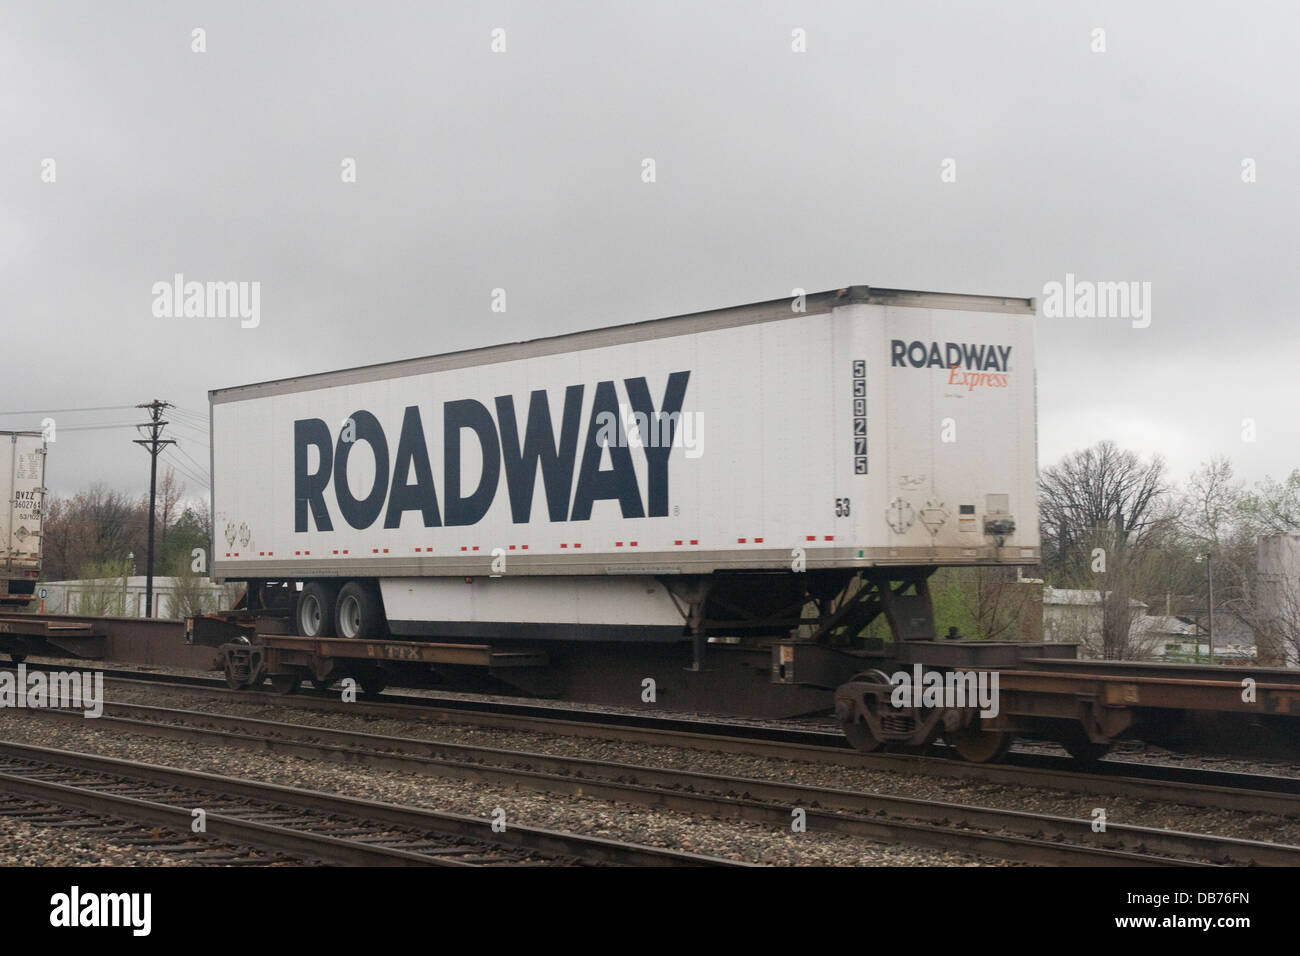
[959,566,1040,641]
[1039,440,1173,584]
[153,468,185,550]
[40,486,138,580]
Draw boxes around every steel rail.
[30,702,1283,866]
[0,740,743,867]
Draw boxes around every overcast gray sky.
[3,1,1296,500]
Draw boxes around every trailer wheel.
[297,581,338,637]
[335,581,388,639]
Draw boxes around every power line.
[160,448,208,487]
[53,423,144,432]
[170,407,211,426]
[0,404,137,417]
[170,443,210,478]
[167,426,208,442]
[163,453,209,488]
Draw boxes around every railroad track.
[0,790,303,865]
[0,740,741,867]
[25,699,1300,866]
[72,668,1300,816]
[10,662,1300,814]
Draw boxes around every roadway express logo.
[293,373,692,532]
[890,340,1013,390]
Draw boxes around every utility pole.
[134,400,175,618]
[1207,553,1215,664]
[1197,551,1215,664]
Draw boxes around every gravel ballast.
[0,706,1006,866]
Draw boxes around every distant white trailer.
[1256,532,1300,666]
[40,575,235,619]
[0,431,46,608]
[210,286,1038,643]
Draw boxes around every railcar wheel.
[269,673,301,695]
[838,670,889,753]
[841,717,885,753]
[945,725,1013,763]
[354,669,387,698]
[297,581,338,638]
[1062,730,1111,764]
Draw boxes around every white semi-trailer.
[0,431,46,609]
[209,285,1047,752]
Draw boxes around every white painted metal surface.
[211,287,1038,581]
[0,431,46,590]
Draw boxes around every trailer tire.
[297,581,339,638]
[335,580,388,640]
